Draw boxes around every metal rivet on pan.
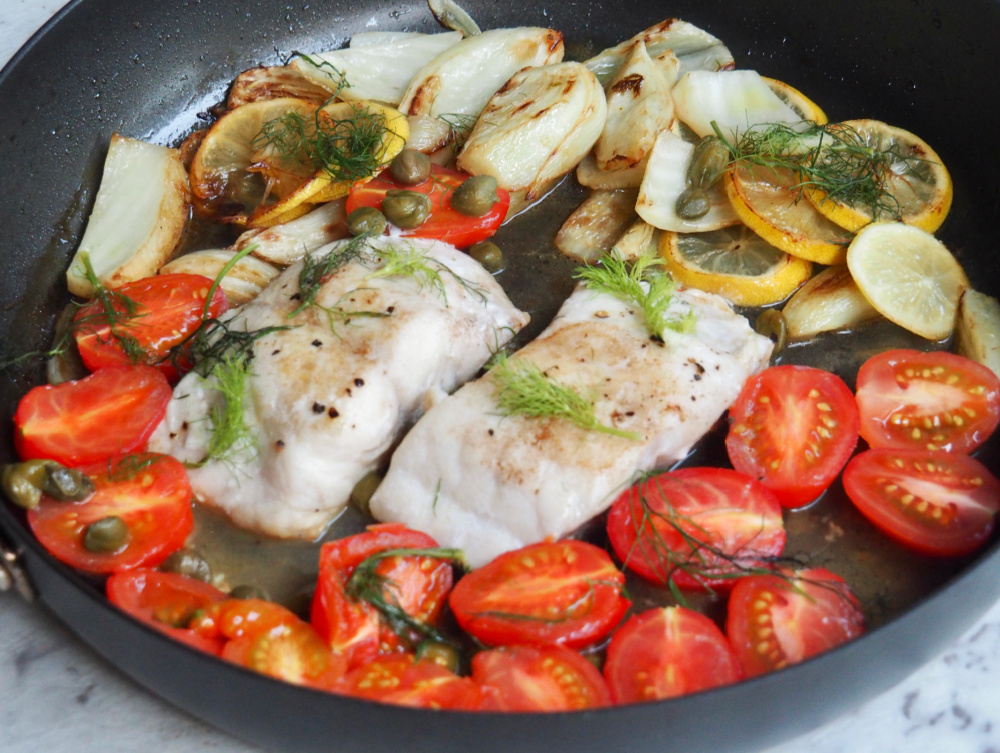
[0,541,35,603]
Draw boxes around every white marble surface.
[1,3,1000,753]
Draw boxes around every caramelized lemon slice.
[660,223,812,306]
[763,77,827,124]
[846,222,967,340]
[804,120,952,233]
[725,163,852,265]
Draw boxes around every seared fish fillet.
[148,236,529,539]
[369,283,772,567]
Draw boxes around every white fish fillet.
[369,283,772,567]
[148,236,529,539]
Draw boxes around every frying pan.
[2,0,1000,751]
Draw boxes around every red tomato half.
[346,164,510,248]
[726,568,864,678]
[73,273,229,382]
[28,454,193,573]
[106,568,227,654]
[311,523,453,668]
[472,644,611,711]
[339,654,486,709]
[448,539,629,649]
[14,365,172,466]
[843,448,1000,557]
[604,607,742,703]
[726,365,860,508]
[855,349,1000,454]
[606,467,785,592]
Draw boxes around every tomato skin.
[14,365,172,466]
[106,568,227,654]
[448,539,630,649]
[606,467,785,591]
[339,654,487,709]
[604,607,742,703]
[726,568,864,678]
[346,164,510,248]
[73,273,229,382]
[27,454,193,574]
[843,447,1000,557]
[472,644,611,711]
[311,523,453,668]
[726,365,860,508]
[855,349,1000,454]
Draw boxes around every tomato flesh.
[311,523,453,668]
[73,273,229,382]
[604,607,742,703]
[843,447,1000,557]
[472,644,611,711]
[346,164,510,248]
[28,454,193,573]
[726,364,860,508]
[607,467,785,591]
[855,349,1000,454]
[339,654,486,709]
[14,365,172,466]
[448,539,629,649]
[726,568,864,677]
[106,568,228,654]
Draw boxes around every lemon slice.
[247,101,409,228]
[660,223,812,306]
[763,77,827,124]
[804,120,952,233]
[846,222,968,340]
[724,163,852,265]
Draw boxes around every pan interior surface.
[2,1,1000,752]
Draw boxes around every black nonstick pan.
[2,1,1000,752]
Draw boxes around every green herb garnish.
[718,120,931,223]
[490,354,640,440]
[72,252,147,363]
[254,100,387,184]
[345,546,466,648]
[290,235,374,319]
[574,250,696,339]
[203,352,256,464]
[366,242,483,304]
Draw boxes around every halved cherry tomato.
[339,653,486,709]
[448,539,629,649]
[192,598,347,689]
[346,164,510,248]
[14,365,172,466]
[726,365,860,508]
[606,467,785,592]
[73,273,229,382]
[27,454,193,573]
[843,447,1000,557]
[472,644,611,711]
[855,349,1000,454]
[603,607,742,703]
[311,523,454,668]
[726,568,864,678]
[106,568,227,654]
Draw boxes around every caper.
[382,189,432,229]
[674,187,712,220]
[389,148,432,186]
[1,462,45,510]
[468,241,505,274]
[416,640,461,673]
[83,516,130,553]
[450,175,499,217]
[755,308,788,353]
[347,206,388,237]
[161,548,213,583]
[687,135,730,190]
[229,584,269,601]
[349,470,383,517]
[43,463,95,502]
